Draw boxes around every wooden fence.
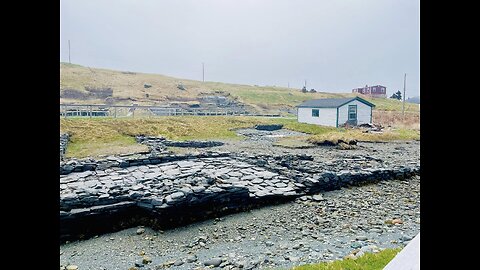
[59,104,281,118]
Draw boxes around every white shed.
[297,97,375,127]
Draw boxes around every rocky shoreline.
[60,129,420,269]
[60,175,420,270]
[60,149,418,242]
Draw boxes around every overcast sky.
[60,0,420,98]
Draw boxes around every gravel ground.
[218,128,418,156]
[60,128,420,270]
[60,176,420,270]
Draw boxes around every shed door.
[348,105,357,125]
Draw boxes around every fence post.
[89,106,92,119]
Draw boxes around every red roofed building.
[352,85,387,98]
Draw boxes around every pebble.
[142,256,152,264]
[399,235,413,242]
[66,266,78,270]
[173,260,184,266]
[351,242,362,249]
[287,256,300,262]
[204,258,222,267]
[136,228,145,235]
[356,236,368,241]
[186,255,197,263]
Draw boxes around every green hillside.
[60,62,419,113]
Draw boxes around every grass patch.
[61,116,287,158]
[291,248,401,270]
[307,128,419,144]
[273,136,314,149]
[60,116,418,158]
[66,135,149,158]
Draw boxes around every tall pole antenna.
[304,79,307,88]
[68,40,71,64]
[402,73,406,117]
[202,62,205,82]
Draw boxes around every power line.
[402,73,406,117]
[68,40,71,64]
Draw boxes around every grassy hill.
[60,62,419,113]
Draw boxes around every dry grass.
[273,136,314,148]
[60,116,278,158]
[307,128,420,145]
[373,111,420,130]
[66,137,149,158]
[61,116,419,158]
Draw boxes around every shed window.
[312,109,319,117]
[348,105,357,120]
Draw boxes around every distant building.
[297,97,375,127]
[352,84,387,98]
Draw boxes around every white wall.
[337,100,372,126]
[297,107,337,127]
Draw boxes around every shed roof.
[297,97,375,108]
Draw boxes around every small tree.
[309,88,316,93]
[390,90,402,100]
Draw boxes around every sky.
[60,0,420,98]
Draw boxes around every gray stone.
[186,255,197,263]
[312,194,325,201]
[136,228,145,235]
[399,235,413,242]
[274,182,287,188]
[370,228,383,233]
[204,258,222,267]
[351,242,362,249]
[173,260,184,266]
[177,161,197,168]
[356,236,368,241]
[170,191,185,199]
[287,256,299,262]
[228,171,243,177]
[192,186,206,193]
[142,256,152,264]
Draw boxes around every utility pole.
[304,79,307,88]
[202,62,205,82]
[68,40,71,64]
[402,73,406,117]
